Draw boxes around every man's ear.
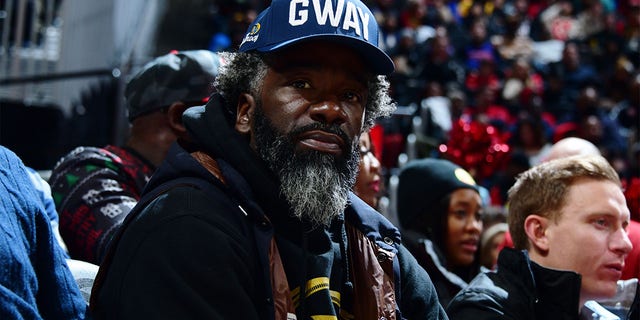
[167,102,191,140]
[235,93,255,134]
[524,215,550,253]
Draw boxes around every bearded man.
[90,0,447,319]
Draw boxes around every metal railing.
[0,0,64,104]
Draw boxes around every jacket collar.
[499,248,582,316]
[346,194,401,252]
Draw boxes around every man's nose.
[309,100,347,126]
[611,227,633,256]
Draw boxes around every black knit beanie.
[397,158,479,231]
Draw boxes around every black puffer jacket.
[447,248,583,320]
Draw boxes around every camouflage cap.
[125,50,220,121]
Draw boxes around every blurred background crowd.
[0,0,638,223]
[349,0,640,225]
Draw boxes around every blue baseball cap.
[239,0,394,75]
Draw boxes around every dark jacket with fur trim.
[91,94,447,319]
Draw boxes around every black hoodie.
[91,93,448,319]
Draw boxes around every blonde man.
[447,155,634,319]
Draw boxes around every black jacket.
[402,230,478,307]
[447,248,583,320]
[447,247,640,319]
[91,93,448,319]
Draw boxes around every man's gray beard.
[278,154,355,227]
[253,105,360,228]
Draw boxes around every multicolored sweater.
[49,145,154,264]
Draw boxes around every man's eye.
[594,218,609,228]
[291,80,310,89]
[344,91,361,102]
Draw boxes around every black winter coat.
[448,248,640,320]
[447,248,583,320]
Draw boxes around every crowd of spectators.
[195,0,639,216]
[360,0,639,215]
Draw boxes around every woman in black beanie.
[397,158,484,307]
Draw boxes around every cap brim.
[256,34,395,75]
